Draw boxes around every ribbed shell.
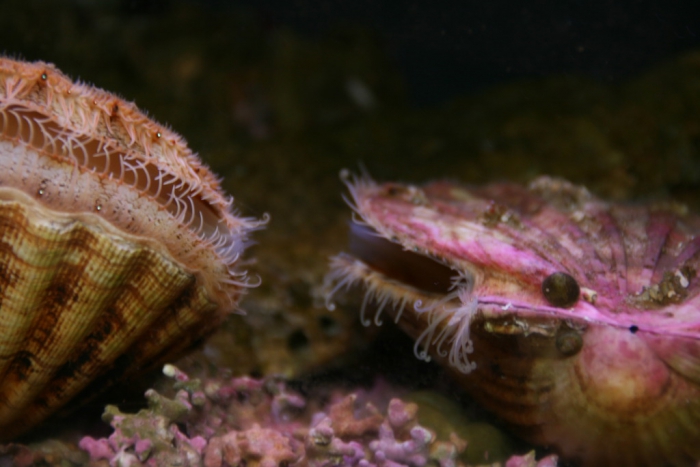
[0,190,220,440]
[330,175,700,466]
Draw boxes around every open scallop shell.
[0,58,263,440]
[326,174,700,466]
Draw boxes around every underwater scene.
[1,1,700,466]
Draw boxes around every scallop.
[326,173,700,466]
[0,58,264,440]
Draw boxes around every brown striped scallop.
[0,57,265,440]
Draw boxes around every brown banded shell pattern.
[0,58,263,440]
[327,174,700,466]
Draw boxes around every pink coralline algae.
[78,364,477,467]
[74,364,558,467]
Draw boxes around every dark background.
[121,0,700,105]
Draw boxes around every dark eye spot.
[542,272,580,308]
[629,325,639,334]
[556,328,583,356]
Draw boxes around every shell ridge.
[575,202,629,298]
[633,209,674,292]
[0,208,188,422]
[479,205,602,290]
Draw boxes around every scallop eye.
[556,328,583,356]
[542,272,580,308]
